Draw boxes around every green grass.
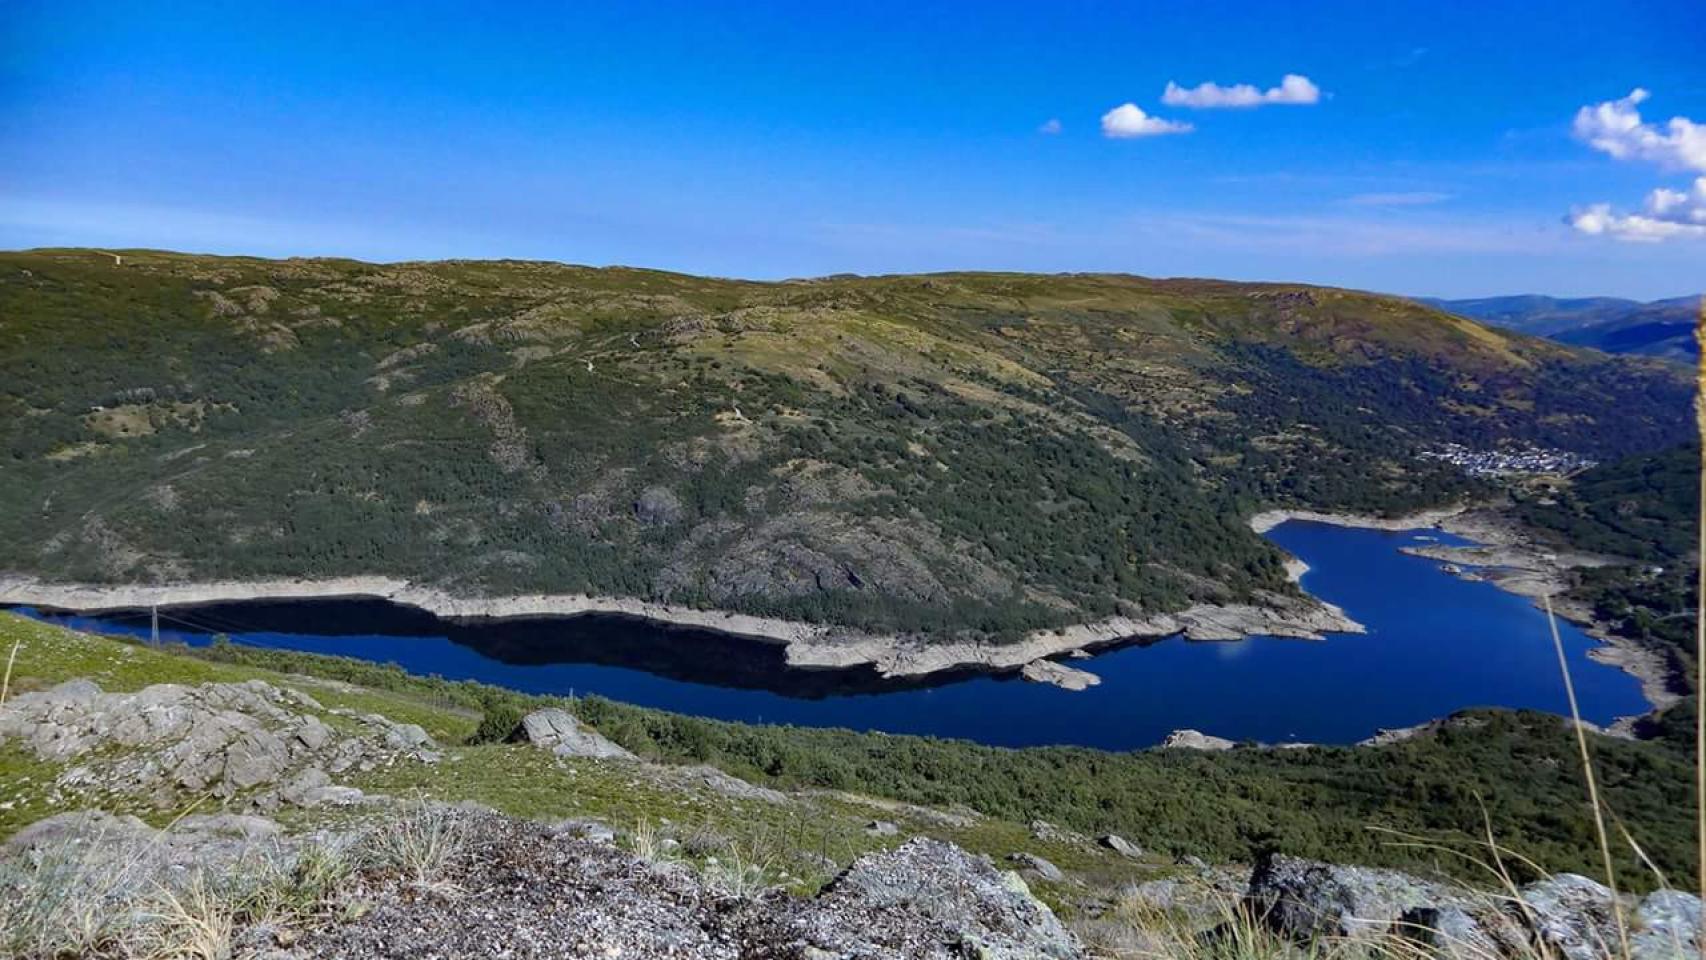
[0,613,477,743]
[0,612,1159,902]
[2,611,1697,890]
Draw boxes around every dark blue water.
[11,521,1649,749]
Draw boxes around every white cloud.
[1038,118,1062,135]
[1161,74,1322,109]
[1346,191,1452,207]
[1568,90,1706,242]
[1568,176,1706,242]
[1100,103,1192,138]
[1572,89,1706,172]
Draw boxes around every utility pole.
[150,604,159,646]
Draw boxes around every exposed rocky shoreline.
[0,499,1676,724]
[0,572,1363,694]
[1247,505,1472,535]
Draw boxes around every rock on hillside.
[513,706,636,760]
[1245,853,1701,960]
[298,818,1083,959]
[0,678,437,809]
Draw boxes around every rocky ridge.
[0,678,437,811]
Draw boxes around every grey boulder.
[514,708,635,760]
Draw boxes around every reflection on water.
[9,521,1651,749]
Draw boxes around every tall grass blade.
[1693,293,1705,960]
[1543,590,1631,959]
[0,637,18,707]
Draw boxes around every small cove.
[8,520,1650,749]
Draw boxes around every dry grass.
[0,822,354,960]
[0,637,17,707]
[702,843,774,900]
[361,801,465,895]
[629,818,681,868]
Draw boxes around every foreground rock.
[1245,853,1702,960]
[300,818,1081,959]
[1246,853,1466,942]
[1,806,1082,959]
[0,679,436,808]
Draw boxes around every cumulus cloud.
[1161,74,1322,109]
[1568,177,1706,242]
[1100,103,1192,138]
[1038,118,1062,135]
[1568,90,1706,242]
[1572,89,1706,172]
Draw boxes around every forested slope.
[1,249,1692,638]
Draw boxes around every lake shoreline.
[6,502,1668,724]
[1252,505,1679,730]
[0,570,1364,693]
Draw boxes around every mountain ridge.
[1421,292,1700,361]
[0,249,1691,643]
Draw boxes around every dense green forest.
[1,249,1692,639]
[185,635,1698,892]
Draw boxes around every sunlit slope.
[0,250,1690,637]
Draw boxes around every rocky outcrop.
[1030,819,1092,848]
[1100,834,1144,859]
[1247,506,1470,535]
[1020,658,1102,690]
[1245,853,1703,960]
[1246,853,1464,942]
[295,818,1083,959]
[667,763,788,804]
[0,679,436,809]
[2,804,1082,959]
[1008,852,1065,882]
[1159,729,1236,750]
[782,594,1364,679]
[513,707,635,760]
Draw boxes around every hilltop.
[0,250,1692,649]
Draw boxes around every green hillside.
[0,249,1692,638]
[1515,443,1701,688]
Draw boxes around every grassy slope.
[0,250,1692,639]
[0,611,1159,905]
[2,611,1695,891]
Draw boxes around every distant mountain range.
[1419,294,1700,362]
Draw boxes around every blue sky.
[2,0,1702,298]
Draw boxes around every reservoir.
[8,521,1651,749]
